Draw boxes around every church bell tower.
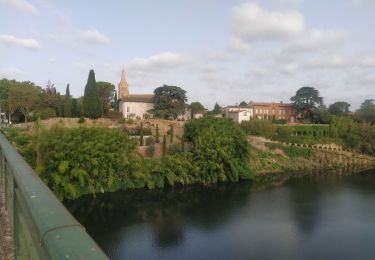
[118,67,129,99]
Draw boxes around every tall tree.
[96,81,115,117]
[290,86,323,122]
[150,85,187,119]
[239,101,248,107]
[83,70,101,119]
[356,99,375,124]
[155,124,160,143]
[212,102,222,114]
[328,101,350,116]
[8,83,41,122]
[64,84,72,117]
[162,134,167,157]
[190,102,205,117]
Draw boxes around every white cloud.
[303,54,375,69]
[284,29,348,53]
[231,2,305,41]
[128,52,187,71]
[0,0,38,14]
[48,28,110,48]
[0,67,25,78]
[0,34,40,50]
[81,29,110,44]
[228,37,251,53]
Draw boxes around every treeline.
[3,117,252,200]
[0,70,118,122]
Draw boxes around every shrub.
[37,126,141,200]
[117,118,126,124]
[78,116,85,124]
[185,117,253,182]
[146,137,154,145]
[169,143,182,155]
[147,145,155,157]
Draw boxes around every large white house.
[225,106,253,123]
[118,68,154,119]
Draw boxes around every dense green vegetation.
[0,74,117,122]
[241,116,375,155]
[2,117,253,200]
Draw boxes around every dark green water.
[66,170,375,260]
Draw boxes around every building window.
[272,109,275,114]
[127,106,130,113]
[243,112,247,116]
[255,109,258,114]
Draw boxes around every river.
[65,169,375,260]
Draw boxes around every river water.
[66,169,375,260]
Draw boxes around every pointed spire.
[120,66,126,82]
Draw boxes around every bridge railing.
[0,133,108,259]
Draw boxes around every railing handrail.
[0,133,108,259]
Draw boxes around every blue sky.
[0,0,374,109]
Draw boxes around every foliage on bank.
[2,117,253,200]
[241,117,375,156]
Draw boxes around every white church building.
[118,68,154,119]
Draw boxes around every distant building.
[225,106,253,123]
[193,112,204,119]
[118,68,154,119]
[250,102,296,122]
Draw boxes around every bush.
[185,117,253,183]
[117,118,126,124]
[146,137,154,145]
[169,143,182,155]
[78,116,85,124]
[146,145,155,157]
[37,126,141,200]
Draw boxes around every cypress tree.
[181,130,185,152]
[155,124,160,143]
[140,122,144,146]
[170,125,174,143]
[83,70,101,119]
[64,84,72,117]
[162,134,167,157]
[57,93,63,117]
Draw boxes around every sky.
[0,0,374,109]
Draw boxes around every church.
[118,68,154,119]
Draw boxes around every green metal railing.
[0,133,108,259]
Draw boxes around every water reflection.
[65,169,375,260]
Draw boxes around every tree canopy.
[150,85,187,119]
[290,86,323,122]
[96,81,116,117]
[356,99,375,124]
[239,101,248,107]
[212,102,222,114]
[190,101,205,115]
[328,101,350,116]
[83,69,101,119]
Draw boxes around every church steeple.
[118,67,129,99]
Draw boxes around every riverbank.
[1,119,375,201]
[248,135,375,175]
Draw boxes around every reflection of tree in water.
[65,182,253,249]
[287,176,324,235]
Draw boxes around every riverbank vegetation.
[2,118,253,200]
